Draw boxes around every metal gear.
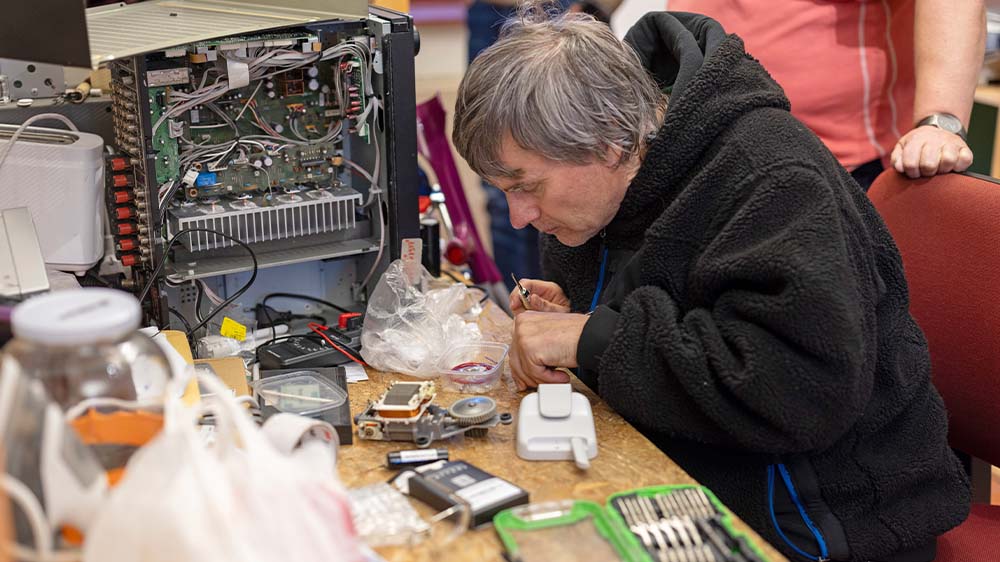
[448,396,498,426]
[464,428,489,438]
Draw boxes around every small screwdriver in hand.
[511,273,574,378]
[512,273,531,310]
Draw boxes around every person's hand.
[509,279,571,316]
[891,126,973,179]
[510,311,588,390]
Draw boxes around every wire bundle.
[153,40,374,136]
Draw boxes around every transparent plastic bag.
[82,374,362,562]
[361,259,483,377]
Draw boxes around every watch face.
[936,114,963,134]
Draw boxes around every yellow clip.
[220,317,247,341]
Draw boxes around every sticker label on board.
[401,238,422,264]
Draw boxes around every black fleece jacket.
[542,12,970,562]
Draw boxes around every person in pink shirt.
[664,0,985,188]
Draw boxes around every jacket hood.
[602,12,791,242]
[624,12,728,98]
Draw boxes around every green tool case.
[494,485,772,562]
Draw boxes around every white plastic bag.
[82,374,362,562]
[361,259,483,377]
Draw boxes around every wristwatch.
[916,113,967,141]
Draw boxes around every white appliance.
[0,123,104,272]
[0,207,49,298]
[516,384,598,469]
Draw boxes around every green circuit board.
[151,87,180,184]
[149,36,369,200]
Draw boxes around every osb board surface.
[337,369,788,562]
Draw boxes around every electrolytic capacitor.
[386,448,449,469]
[112,175,130,188]
[115,207,135,220]
[113,190,132,204]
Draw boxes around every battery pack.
[393,460,529,528]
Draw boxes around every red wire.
[307,322,368,367]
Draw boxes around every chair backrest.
[868,170,1000,467]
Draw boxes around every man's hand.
[891,126,973,178]
[509,279,571,316]
[510,311,588,390]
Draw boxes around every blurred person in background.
[664,0,985,188]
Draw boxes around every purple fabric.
[416,95,502,284]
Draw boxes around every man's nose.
[507,193,539,230]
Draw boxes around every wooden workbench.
[337,369,788,562]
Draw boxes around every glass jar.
[2,288,171,480]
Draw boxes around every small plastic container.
[437,342,508,394]
[253,370,347,416]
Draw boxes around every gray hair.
[453,3,666,180]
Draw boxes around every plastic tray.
[252,370,347,416]
[436,342,508,393]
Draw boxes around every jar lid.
[12,288,142,346]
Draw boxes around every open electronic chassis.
[97,2,419,326]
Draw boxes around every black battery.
[387,448,449,469]
[396,460,529,528]
[420,218,441,277]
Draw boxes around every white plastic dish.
[252,370,347,416]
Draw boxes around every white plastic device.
[0,124,104,272]
[516,384,598,469]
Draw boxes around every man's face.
[489,136,632,247]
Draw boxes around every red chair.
[868,170,1000,561]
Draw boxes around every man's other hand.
[891,126,973,178]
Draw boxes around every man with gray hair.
[453,6,969,562]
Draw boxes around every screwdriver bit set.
[609,486,768,562]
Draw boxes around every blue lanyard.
[767,464,830,561]
[589,247,609,313]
